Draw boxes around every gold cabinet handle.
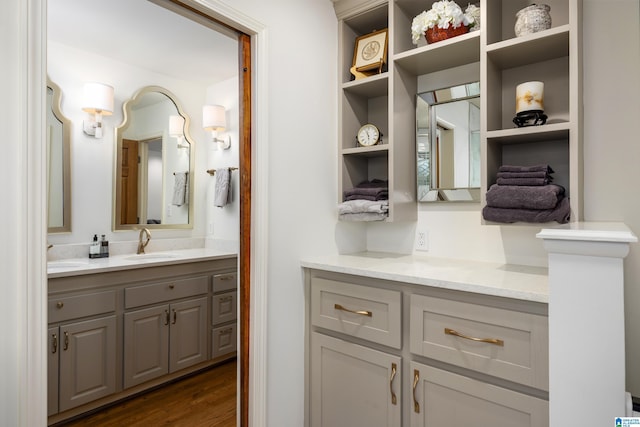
[334,303,372,317]
[444,327,504,346]
[56,301,64,309]
[412,369,420,413]
[172,309,177,324]
[164,310,170,326]
[51,333,58,354]
[220,295,233,303]
[220,275,234,281]
[63,331,69,351]
[169,284,175,289]
[389,363,397,405]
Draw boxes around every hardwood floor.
[57,360,237,427]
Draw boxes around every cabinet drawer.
[49,290,116,323]
[410,362,548,427]
[311,278,401,349]
[125,275,209,309]
[410,294,548,390]
[212,291,237,325]
[212,323,237,358]
[212,272,237,293]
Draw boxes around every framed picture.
[352,28,388,72]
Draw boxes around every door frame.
[22,1,269,426]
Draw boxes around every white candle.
[515,81,544,114]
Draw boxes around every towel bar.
[207,167,238,176]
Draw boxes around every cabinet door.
[48,327,59,416]
[409,362,548,427]
[123,304,170,389]
[58,315,116,412]
[310,332,401,427]
[169,297,207,373]
[212,291,237,326]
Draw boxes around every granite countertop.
[301,252,549,303]
[48,247,238,279]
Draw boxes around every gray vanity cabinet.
[47,290,118,415]
[123,277,209,389]
[211,272,238,359]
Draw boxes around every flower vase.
[425,25,469,44]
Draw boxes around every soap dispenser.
[100,234,110,258]
[89,234,101,259]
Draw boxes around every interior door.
[121,138,139,224]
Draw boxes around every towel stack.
[482,165,571,224]
[338,179,389,221]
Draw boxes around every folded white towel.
[172,172,188,206]
[337,199,389,215]
[214,168,232,207]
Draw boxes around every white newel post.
[537,223,637,427]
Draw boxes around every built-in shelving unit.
[334,0,582,223]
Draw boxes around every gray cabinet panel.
[58,316,117,412]
[212,291,237,325]
[123,305,170,388]
[212,323,237,358]
[169,297,208,372]
[48,290,116,323]
[212,272,237,293]
[124,275,209,309]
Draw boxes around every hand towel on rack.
[172,172,188,206]
[214,168,232,207]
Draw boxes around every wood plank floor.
[56,360,236,427]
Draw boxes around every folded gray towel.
[496,171,551,179]
[499,164,554,173]
[482,196,570,224]
[496,177,551,186]
[486,184,564,210]
[337,199,389,215]
[214,168,231,208]
[339,212,387,222]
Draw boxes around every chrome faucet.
[137,228,151,254]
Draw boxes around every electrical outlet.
[415,229,428,251]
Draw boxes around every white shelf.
[486,25,570,69]
[342,73,389,97]
[486,122,570,145]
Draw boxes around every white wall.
[46,41,214,248]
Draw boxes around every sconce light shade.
[169,115,184,137]
[82,82,114,115]
[202,104,226,131]
[82,82,114,138]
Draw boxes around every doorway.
[45,0,254,425]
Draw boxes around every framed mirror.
[417,82,481,202]
[47,79,72,233]
[114,86,194,230]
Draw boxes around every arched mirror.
[417,81,481,202]
[114,86,194,230]
[47,79,71,233]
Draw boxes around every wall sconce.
[202,104,230,150]
[82,82,114,138]
[169,115,189,148]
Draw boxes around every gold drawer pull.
[51,333,58,354]
[444,328,504,346]
[389,363,397,405]
[219,275,235,281]
[56,301,64,309]
[334,303,372,317]
[169,284,175,289]
[412,369,420,413]
[63,331,69,351]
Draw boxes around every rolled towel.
[496,171,551,179]
[496,177,551,186]
[498,164,554,173]
[486,184,564,210]
[482,196,571,224]
[214,168,232,207]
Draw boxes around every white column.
[537,223,637,427]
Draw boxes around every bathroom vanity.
[302,253,550,427]
[47,249,237,425]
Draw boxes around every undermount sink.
[47,260,89,271]
[123,253,179,262]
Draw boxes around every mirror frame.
[113,85,195,231]
[47,78,72,233]
[416,81,481,203]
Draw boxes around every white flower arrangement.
[411,1,476,45]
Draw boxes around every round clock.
[356,123,381,147]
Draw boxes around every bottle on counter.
[89,234,101,259]
[100,234,110,258]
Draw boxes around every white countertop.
[301,252,549,303]
[47,247,238,279]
